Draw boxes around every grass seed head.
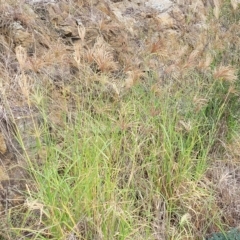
[92,37,118,72]
[213,65,238,83]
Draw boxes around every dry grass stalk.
[165,64,181,80]
[78,36,118,71]
[227,136,240,158]
[97,74,120,96]
[0,132,7,154]
[185,49,201,68]
[231,0,238,11]
[73,41,83,66]
[198,53,212,71]
[84,47,95,64]
[15,45,28,71]
[213,65,238,82]
[188,49,201,63]
[24,184,49,225]
[149,39,164,54]
[29,57,46,73]
[92,37,118,72]
[175,45,189,65]
[148,39,168,61]
[77,25,86,43]
[44,43,68,64]
[193,95,209,112]
[125,70,144,89]
[18,74,31,100]
[213,0,221,19]
[98,19,119,33]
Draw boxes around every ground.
[0,0,240,239]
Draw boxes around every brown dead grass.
[0,0,240,239]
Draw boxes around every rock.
[26,0,57,4]
[12,24,34,48]
[145,0,173,12]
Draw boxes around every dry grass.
[0,0,240,239]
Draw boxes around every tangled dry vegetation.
[0,0,240,239]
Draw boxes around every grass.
[10,71,239,239]
[1,0,240,239]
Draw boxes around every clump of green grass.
[8,66,239,239]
